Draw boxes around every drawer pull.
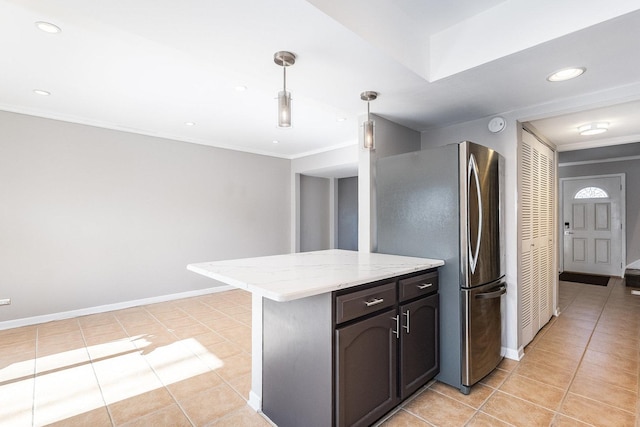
[364,298,384,307]
[417,283,433,290]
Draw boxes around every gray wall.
[559,142,640,266]
[337,176,358,250]
[420,114,520,358]
[300,174,330,252]
[0,111,291,322]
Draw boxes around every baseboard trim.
[503,346,524,361]
[0,285,234,331]
[248,390,262,412]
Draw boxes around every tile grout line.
[138,300,252,425]
[137,305,198,427]
[549,277,618,426]
[31,328,37,427]
[77,317,117,427]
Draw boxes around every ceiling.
[2,0,640,159]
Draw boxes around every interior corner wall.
[337,177,358,251]
[299,174,331,252]
[360,113,421,253]
[421,115,520,358]
[0,111,291,322]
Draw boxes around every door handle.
[475,286,506,299]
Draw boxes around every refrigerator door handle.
[475,286,506,299]
[468,154,482,274]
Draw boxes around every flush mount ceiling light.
[546,67,586,82]
[35,21,62,34]
[274,51,296,128]
[361,91,378,150]
[578,122,609,136]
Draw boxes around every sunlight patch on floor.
[0,335,225,426]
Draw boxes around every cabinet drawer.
[399,271,438,302]
[335,282,396,324]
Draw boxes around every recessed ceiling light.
[272,140,279,144]
[546,67,586,82]
[235,85,247,92]
[336,117,347,122]
[578,122,609,136]
[35,21,62,34]
[33,89,51,96]
[184,122,196,126]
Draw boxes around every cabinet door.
[335,309,398,427]
[399,294,439,399]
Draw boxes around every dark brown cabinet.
[262,269,439,427]
[336,308,398,427]
[399,293,439,399]
[335,270,439,426]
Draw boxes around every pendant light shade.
[361,91,378,150]
[363,119,374,149]
[277,90,291,127]
[274,51,296,128]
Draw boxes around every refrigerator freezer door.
[461,142,505,288]
[461,278,505,387]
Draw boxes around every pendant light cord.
[283,64,287,93]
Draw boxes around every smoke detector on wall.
[488,116,506,133]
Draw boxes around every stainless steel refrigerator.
[376,141,506,394]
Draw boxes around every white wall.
[0,111,291,323]
[421,116,520,359]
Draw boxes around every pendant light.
[274,51,296,128]
[360,91,378,150]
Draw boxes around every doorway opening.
[560,174,626,278]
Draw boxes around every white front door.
[561,175,625,277]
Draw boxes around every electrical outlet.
[0,298,11,306]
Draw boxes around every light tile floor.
[379,276,639,427]
[0,290,266,427]
[0,278,638,426]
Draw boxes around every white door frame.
[559,173,626,277]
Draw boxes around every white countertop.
[187,249,444,302]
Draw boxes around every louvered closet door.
[519,131,555,347]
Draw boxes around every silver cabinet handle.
[403,310,410,333]
[417,283,433,290]
[364,298,384,307]
[392,315,400,339]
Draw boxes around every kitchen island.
[187,249,444,426]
